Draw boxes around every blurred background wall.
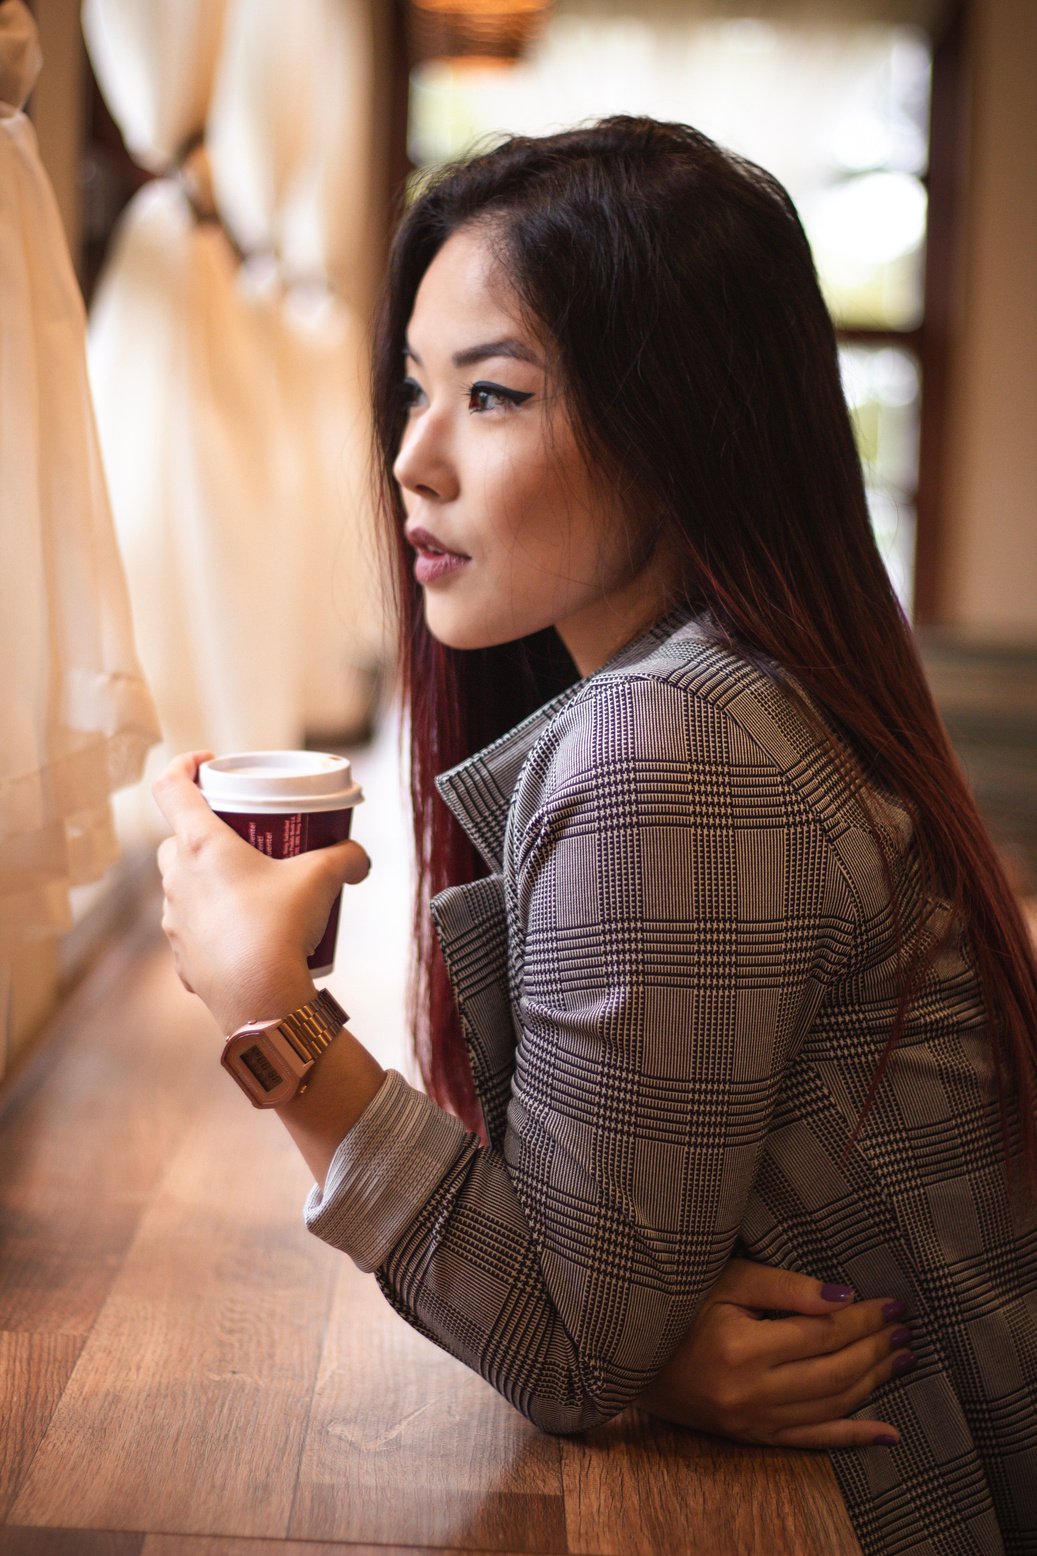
[30,0,1034,640]
[939,0,1035,641]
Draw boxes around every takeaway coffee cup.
[197,751,363,978]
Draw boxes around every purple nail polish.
[882,1299,907,1322]
[889,1325,912,1351]
[871,1433,899,1448]
[820,1283,855,1302]
[892,1351,917,1376]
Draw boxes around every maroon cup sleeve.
[211,805,354,973]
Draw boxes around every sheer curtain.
[0,0,160,1001]
[207,0,385,736]
[85,0,386,817]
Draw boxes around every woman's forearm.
[275,1021,386,1190]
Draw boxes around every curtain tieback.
[173,134,249,265]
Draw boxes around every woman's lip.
[406,525,471,586]
[414,551,469,585]
[405,525,470,561]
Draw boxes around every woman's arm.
[153,738,908,1444]
[637,1258,908,1449]
[153,751,386,1180]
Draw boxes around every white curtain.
[0,0,160,972]
[207,0,386,734]
[207,0,374,308]
[85,0,387,794]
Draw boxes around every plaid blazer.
[306,609,1037,1556]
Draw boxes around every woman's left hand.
[153,750,370,1034]
[634,1259,909,1449]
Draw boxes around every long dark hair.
[372,116,1037,1179]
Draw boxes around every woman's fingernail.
[882,1299,907,1322]
[892,1351,917,1376]
[871,1433,899,1448]
[889,1326,911,1351]
[820,1283,855,1302]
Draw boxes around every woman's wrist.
[274,1021,386,1190]
[216,965,318,1034]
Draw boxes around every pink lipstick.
[407,526,470,585]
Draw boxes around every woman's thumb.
[288,840,369,890]
[310,839,371,887]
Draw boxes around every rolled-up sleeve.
[304,1070,474,1274]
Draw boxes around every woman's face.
[393,225,674,676]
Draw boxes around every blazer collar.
[435,605,700,871]
[435,683,576,874]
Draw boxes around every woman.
[155,118,1037,1554]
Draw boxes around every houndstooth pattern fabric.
[306,609,1037,1556]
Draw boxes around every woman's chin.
[423,606,526,655]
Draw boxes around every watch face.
[222,1027,310,1107]
[238,1042,283,1095]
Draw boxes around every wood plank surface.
[141,1541,568,1556]
[561,1412,862,1556]
[8,1072,337,1539]
[0,1532,142,1555]
[289,1252,566,1552]
[0,1334,83,1520]
[0,924,219,1336]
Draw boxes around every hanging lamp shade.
[407,0,552,66]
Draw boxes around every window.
[407,14,933,614]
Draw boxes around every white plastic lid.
[197,751,363,814]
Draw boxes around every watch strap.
[274,988,348,1064]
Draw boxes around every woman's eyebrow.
[403,338,543,370]
[453,338,543,369]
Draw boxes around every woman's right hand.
[153,750,370,1036]
[634,1260,913,1449]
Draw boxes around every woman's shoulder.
[517,613,912,892]
[527,612,824,783]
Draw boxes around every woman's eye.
[466,381,533,414]
[401,376,425,409]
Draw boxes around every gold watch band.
[275,988,348,1065]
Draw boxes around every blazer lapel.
[435,683,577,872]
[430,685,578,1144]
[429,875,512,1148]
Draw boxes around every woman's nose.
[393,413,459,503]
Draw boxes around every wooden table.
[0,919,861,1556]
